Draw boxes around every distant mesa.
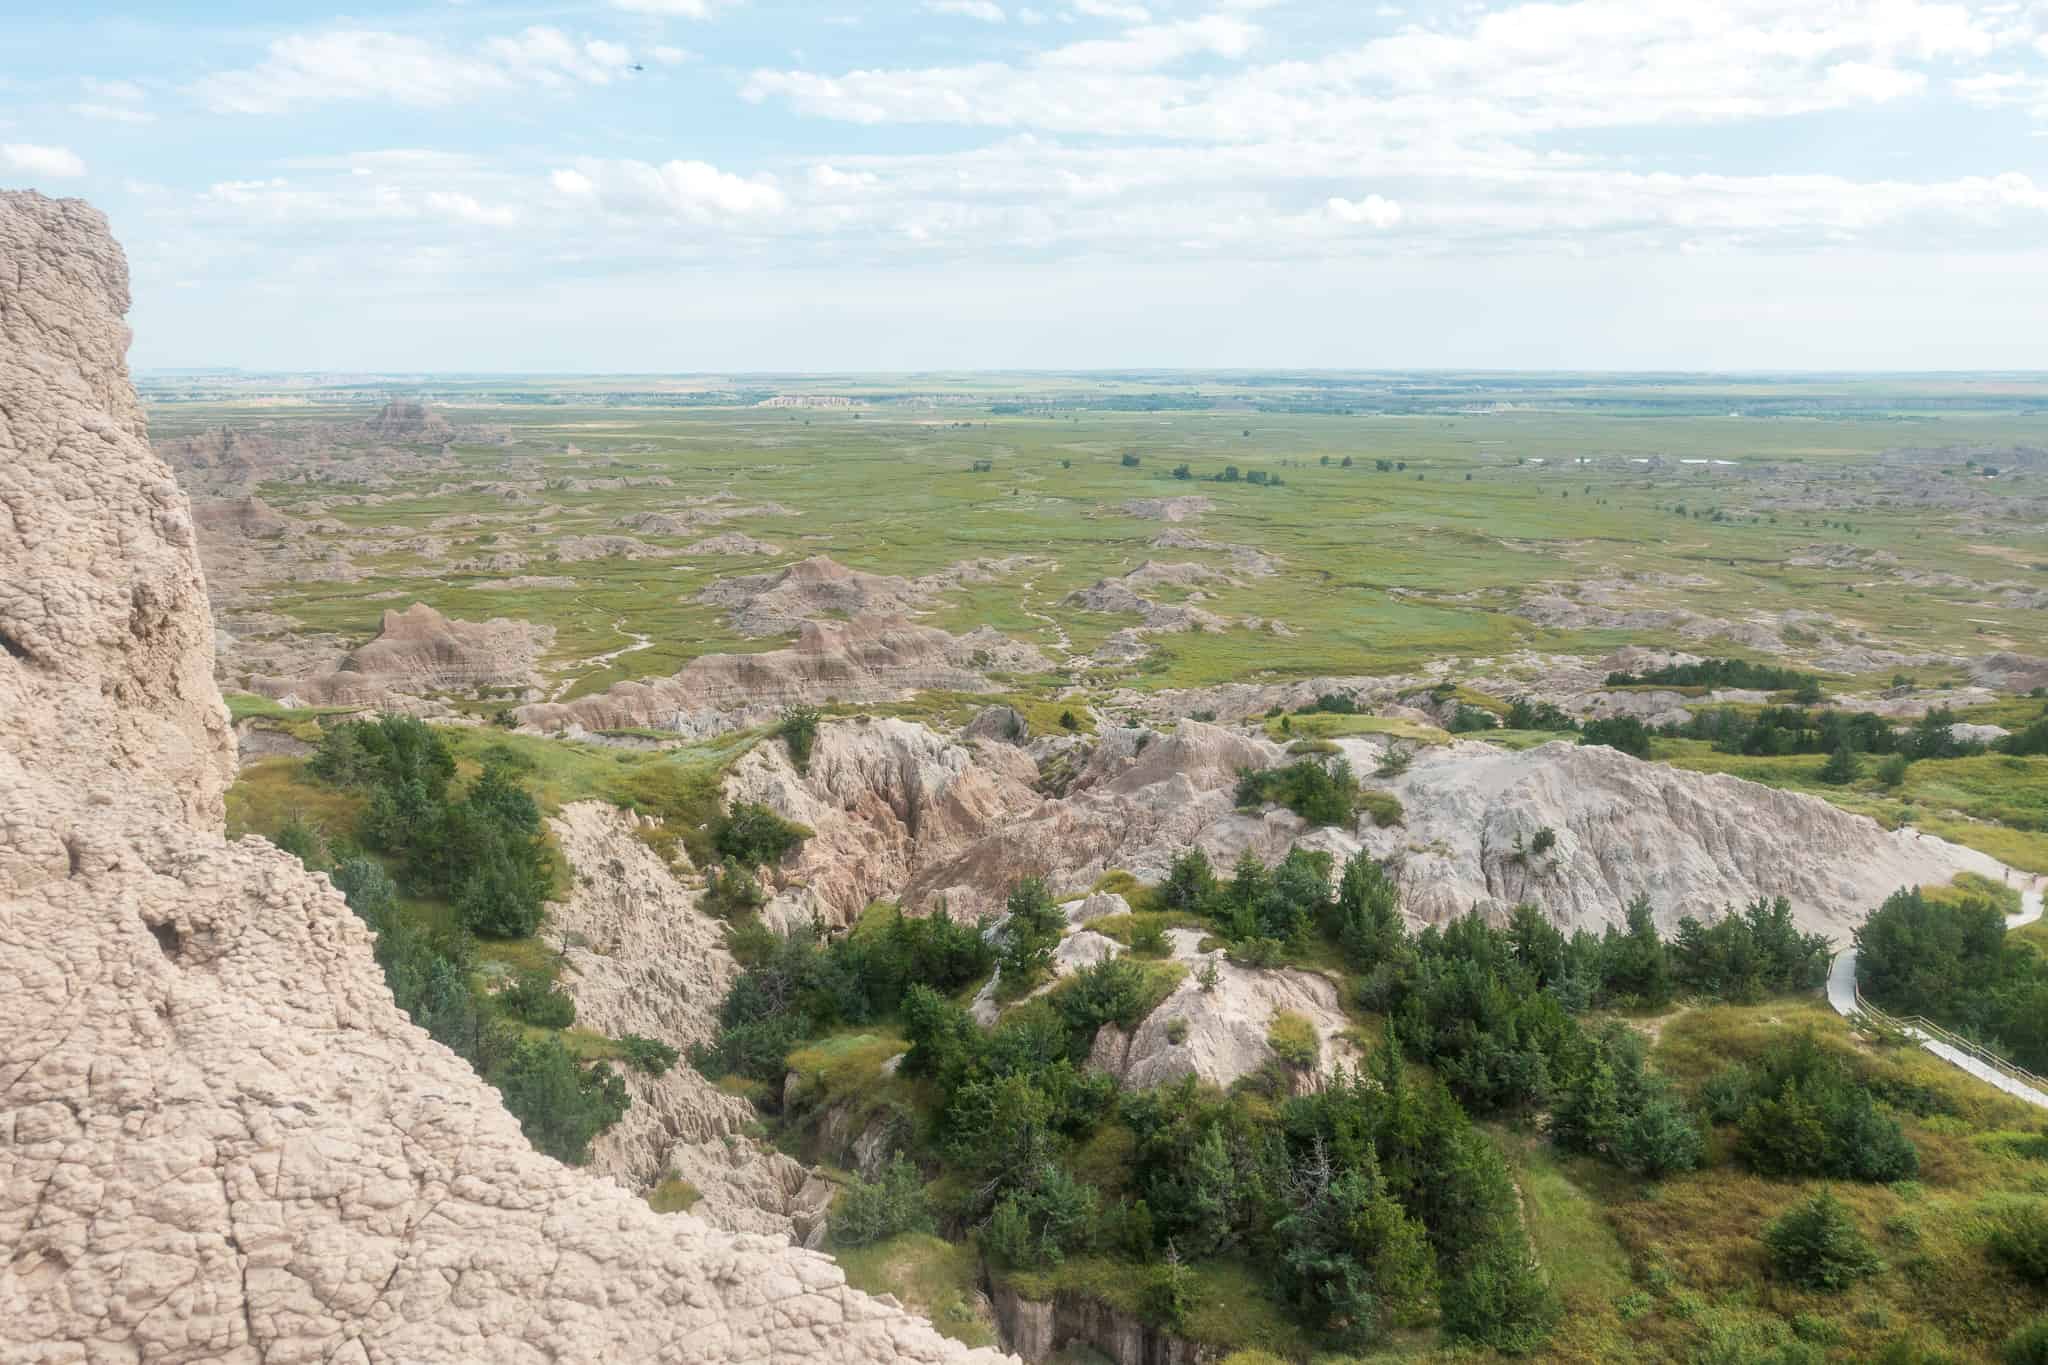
[361,398,453,443]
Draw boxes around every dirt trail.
[1016,575,1075,662]
[549,612,655,702]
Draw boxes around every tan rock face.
[0,190,234,859]
[517,615,1049,736]
[546,801,836,1242]
[724,719,1047,927]
[0,190,1008,1365]
[250,601,552,705]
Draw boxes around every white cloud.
[652,45,691,65]
[1068,0,1150,19]
[1327,194,1402,228]
[927,0,1008,21]
[608,0,739,15]
[81,78,146,101]
[551,157,787,219]
[811,163,879,189]
[1043,15,1260,69]
[71,103,156,124]
[1,143,87,178]
[193,26,638,113]
[1821,61,1926,102]
[424,191,520,226]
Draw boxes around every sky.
[5,0,2048,372]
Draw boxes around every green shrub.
[1268,1011,1319,1069]
[2005,1315,2048,1365]
[498,970,577,1028]
[1989,1201,2048,1285]
[834,1154,934,1248]
[1580,716,1652,758]
[1762,1189,1883,1292]
[997,877,1064,995]
[1234,758,1359,827]
[618,1033,679,1076]
[272,813,329,868]
[779,704,821,773]
[1130,919,1169,956]
[982,1163,1100,1269]
[492,1035,630,1166]
[713,801,810,867]
[1439,1239,1560,1354]
[1356,790,1404,828]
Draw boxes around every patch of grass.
[1088,869,1167,915]
[1086,910,1206,953]
[1357,789,1406,827]
[1264,712,1450,745]
[647,1178,701,1213]
[834,1232,998,1350]
[784,1031,912,1111]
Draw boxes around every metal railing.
[1850,985,2048,1092]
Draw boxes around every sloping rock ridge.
[250,601,552,705]
[516,614,1050,737]
[1350,738,2002,939]
[0,190,1006,1363]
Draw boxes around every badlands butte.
[8,187,2048,1365]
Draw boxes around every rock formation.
[516,616,1050,737]
[546,802,836,1242]
[724,719,1046,926]
[0,190,1005,1364]
[1350,738,2002,939]
[361,398,453,443]
[250,601,553,705]
[699,556,937,637]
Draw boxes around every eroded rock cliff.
[0,190,1007,1364]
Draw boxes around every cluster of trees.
[896,977,1560,1352]
[1169,463,1285,486]
[1159,844,1367,954]
[694,845,1931,1355]
[311,718,553,939]
[1856,885,2048,1072]
[1233,758,1361,826]
[1670,704,1980,763]
[1351,893,1833,1177]
[1579,716,1652,757]
[321,856,634,1164]
[1604,657,1820,694]
[1701,1032,1920,1181]
[691,907,994,1081]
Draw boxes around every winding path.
[547,614,655,702]
[1828,875,2048,1110]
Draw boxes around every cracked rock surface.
[0,189,1010,1364]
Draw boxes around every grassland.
[164,386,2048,706]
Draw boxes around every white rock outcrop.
[0,190,1007,1364]
[1353,738,2004,940]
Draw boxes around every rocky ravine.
[0,191,1007,1363]
[546,800,836,1244]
